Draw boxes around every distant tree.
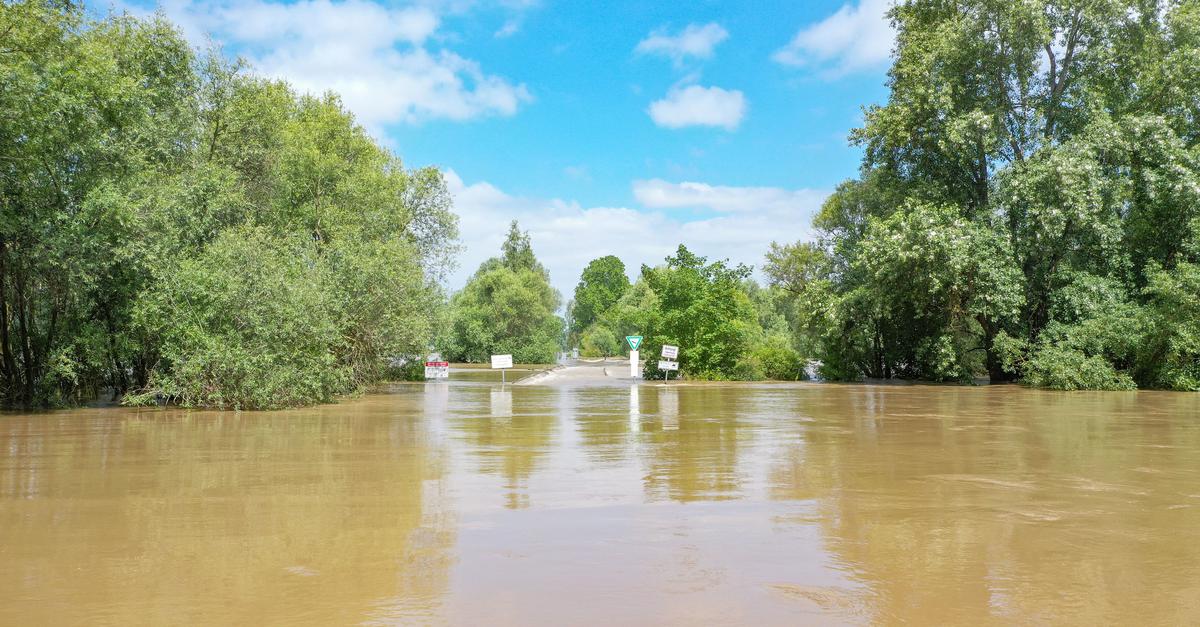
[639,245,758,379]
[570,255,630,342]
[444,222,564,363]
[500,220,545,275]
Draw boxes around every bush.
[1137,262,1200,391]
[132,228,351,409]
[580,325,621,358]
[748,335,807,381]
[1023,346,1136,391]
[382,358,427,382]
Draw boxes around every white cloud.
[220,1,438,45]
[494,19,520,38]
[153,0,531,132]
[635,22,728,66]
[773,0,894,76]
[647,85,746,130]
[633,179,827,214]
[444,171,826,298]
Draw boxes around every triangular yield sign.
[626,335,643,351]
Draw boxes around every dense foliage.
[767,0,1200,390]
[568,255,630,346]
[1,2,456,408]
[574,246,805,380]
[442,222,564,364]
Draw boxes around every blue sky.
[119,0,894,296]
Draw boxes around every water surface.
[2,381,1198,625]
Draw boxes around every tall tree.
[569,255,630,341]
[771,0,1200,389]
[444,221,564,363]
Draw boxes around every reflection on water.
[2,382,1199,624]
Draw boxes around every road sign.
[661,344,678,359]
[424,361,449,379]
[657,360,679,371]
[626,335,643,351]
[491,354,514,384]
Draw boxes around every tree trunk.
[980,316,1012,383]
[15,270,34,405]
[0,238,15,401]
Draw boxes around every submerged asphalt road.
[514,358,636,386]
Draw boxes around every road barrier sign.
[661,344,678,359]
[657,360,679,371]
[626,335,643,351]
[424,361,449,379]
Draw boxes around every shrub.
[1023,346,1136,391]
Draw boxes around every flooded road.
[2,380,1199,625]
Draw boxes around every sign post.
[660,344,680,381]
[491,354,513,384]
[626,336,643,379]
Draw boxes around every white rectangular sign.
[657,360,679,371]
[424,361,449,379]
[490,354,513,369]
[661,345,679,359]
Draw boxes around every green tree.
[444,222,564,364]
[579,326,621,358]
[0,3,195,405]
[639,246,758,380]
[770,0,1200,390]
[1,3,458,408]
[569,255,630,342]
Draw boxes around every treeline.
[1,2,456,408]
[767,0,1200,391]
[439,230,805,381]
[7,0,1198,408]
[569,247,804,381]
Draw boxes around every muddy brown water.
[2,380,1198,625]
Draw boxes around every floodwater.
[2,379,1199,625]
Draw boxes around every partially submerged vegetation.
[1,3,455,408]
[765,0,1200,391]
[569,247,805,381]
[3,0,1198,409]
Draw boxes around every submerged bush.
[1022,346,1136,391]
[133,229,350,409]
[745,335,807,381]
